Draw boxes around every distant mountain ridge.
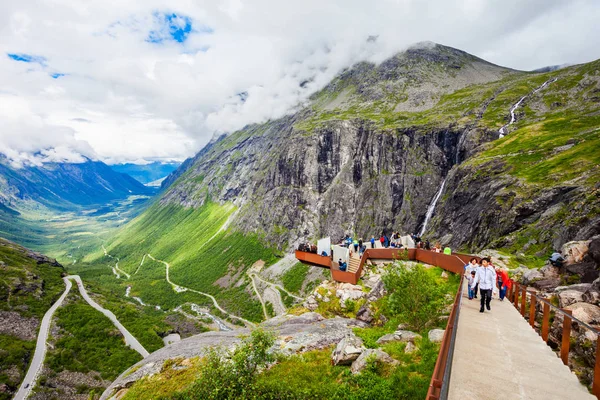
[0,157,153,210]
[111,162,180,184]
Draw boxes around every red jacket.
[497,269,512,289]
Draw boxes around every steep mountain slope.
[0,238,65,399]
[104,43,599,319]
[159,44,519,245]
[111,162,180,185]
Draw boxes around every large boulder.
[350,349,398,374]
[376,330,421,345]
[367,280,386,302]
[564,302,600,325]
[331,334,365,366]
[336,283,366,306]
[511,267,543,286]
[428,329,445,343]
[562,240,592,266]
[557,290,585,308]
[356,305,374,324]
[554,283,592,293]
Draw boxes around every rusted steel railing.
[426,269,465,400]
[507,282,600,398]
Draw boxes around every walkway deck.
[448,284,594,400]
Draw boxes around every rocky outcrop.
[102,313,367,399]
[336,283,366,306]
[331,335,365,365]
[376,330,422,345]
[350,349,398,374]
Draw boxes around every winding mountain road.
[13,278,73,400]
[146,254,256,327]
[13,275,149,400]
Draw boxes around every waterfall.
[498,78,557,138]
[419,179,446,237]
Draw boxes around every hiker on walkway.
[353,238,359,252]
[434,242,442,253]
[496,267,511,301]
[425,240,431,250]
[370,236,375,248]
[467,271,476,300]
[472,257,496,313]
[443,246,452,255]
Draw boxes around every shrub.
[383,263,445,332]
[171,328,276,399]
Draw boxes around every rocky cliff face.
[159,43,599,254]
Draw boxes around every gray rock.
[350,349,398,374]
[557,290,585,308]
[428,329,445,343]
[367,280,386,302]
[554,283,592,293]
[583,290,600,306]
[331,335,365,366]
[356,305,374,324]
[376,330,421,344]
[102,313,367,399]
[336,284,366,306]
[404,342,416,353]
[564,302,600,325]
[303,295,318,311]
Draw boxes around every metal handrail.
[511,282,600,398]
[532,292,600,335]
[439,276,464,400]
[426,267,465,400]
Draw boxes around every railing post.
[542,300,551,342]
[521,287,527,316]
[529,289,537,328]
[593,336,600,398]
[561,309,573,366]
[513,282,519,306]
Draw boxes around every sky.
[1,0,599,167]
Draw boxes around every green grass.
[0,238,66,397]
[45,292,143,381]
[253,340,439,399]
[281,263,310,293]
[82,201,278,323]
[0,334,35,400]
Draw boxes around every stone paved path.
[449,283,594,400]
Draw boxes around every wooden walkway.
[448,284,594,400]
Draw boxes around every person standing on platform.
[472,257,496,313]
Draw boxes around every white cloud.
[0,0,599,165]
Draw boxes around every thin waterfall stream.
[418,178,446,237]
[499,78,557,137]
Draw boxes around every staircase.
[348,257,360,274]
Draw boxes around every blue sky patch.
[7,53,47,65]
[147,12,212,44]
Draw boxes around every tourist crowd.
[464,257,512,313]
